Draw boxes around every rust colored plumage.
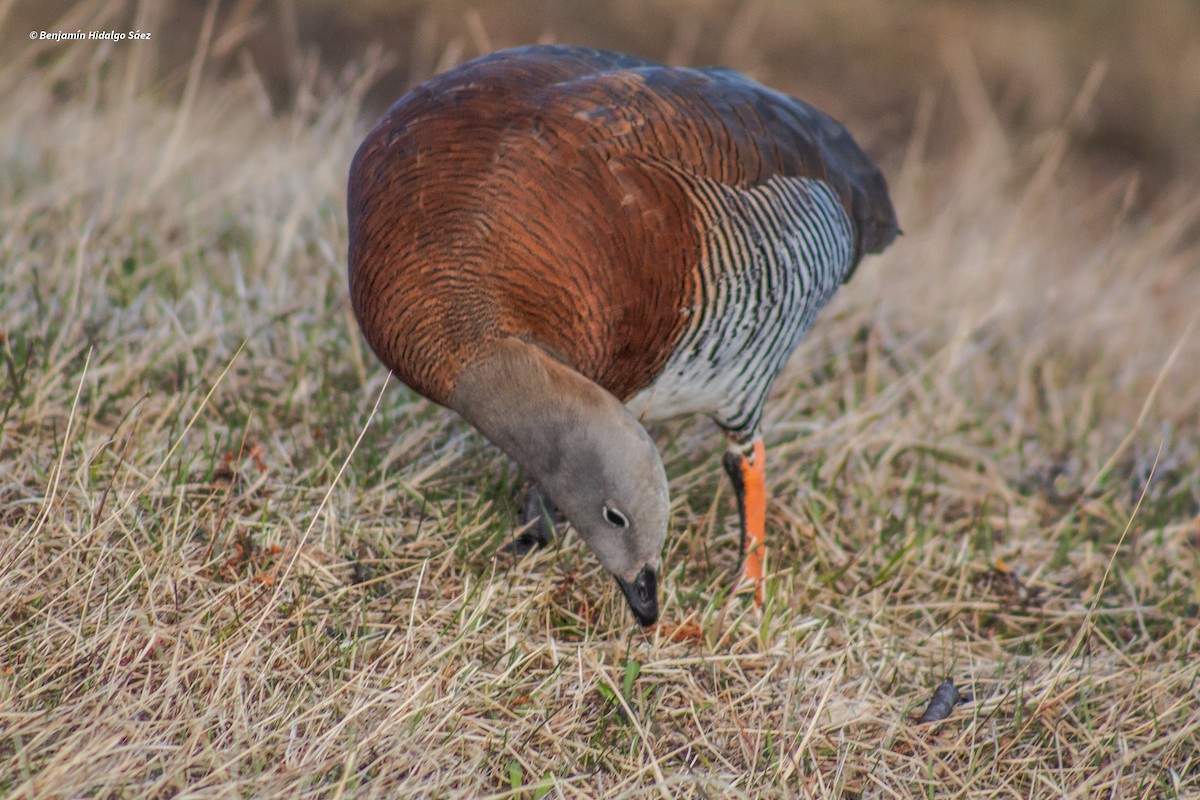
[347,45,898,625]
[348,45,896,407]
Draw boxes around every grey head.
[449,337,669,626]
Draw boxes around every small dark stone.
[916,678,965,724]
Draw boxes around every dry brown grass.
[3,2,1199,798]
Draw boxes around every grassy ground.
[3,3,1200,798]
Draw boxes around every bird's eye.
[602,504,630,528]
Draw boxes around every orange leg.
[723,438,767,604]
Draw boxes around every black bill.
[615,565,659,627]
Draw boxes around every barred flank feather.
[627,173,853,437]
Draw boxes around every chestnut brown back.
[348,45,896,406]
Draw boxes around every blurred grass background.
[13,0,1200,195]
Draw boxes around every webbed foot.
[504,482,557,555]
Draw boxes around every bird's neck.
[447,338,608,486]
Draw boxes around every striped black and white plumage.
[626,175,856,441]
[348,45,898,625]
